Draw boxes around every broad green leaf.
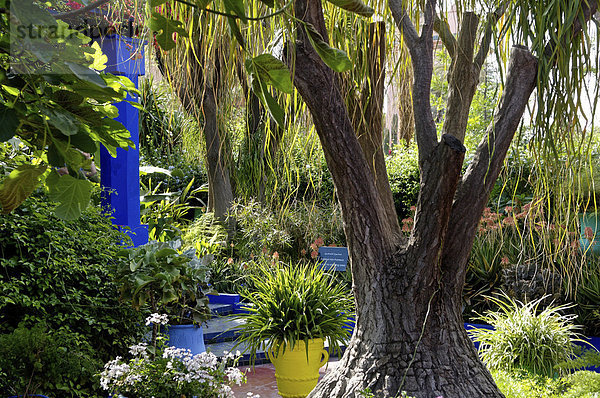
[85,42,108,71]
[226,17,245,49]
[0,104,19,142]
[252,79,285,127]
[47,173,93,220]
[69,132,97,156]
[223,0,247,23]
[162,288,178,304]
[51,90,84,107]
[304,23,353,73]
[0,164,47,213]
[42,107,80,136]
[147,12,188,51]
[196,0,214,8]
[325,0,374,17]
[66,62,107,88]
[247,54,293,94]
[257,0,274,7]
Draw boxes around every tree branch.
[390,0,438,161]
[434,15,456,58]
[53,0,111,19]
[421,0,436,39]
[441,12,479,143]
[440,46,538,292]
[474,5,507,71]
[388,0,419,49]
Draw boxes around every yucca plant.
[469,293,585,377]
[234,262,354,362]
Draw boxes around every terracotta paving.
[232,360,341,398]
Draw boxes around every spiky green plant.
[234,262,354,363]
[470,293,585,377]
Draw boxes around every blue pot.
[164,324,206,355]
[580,212,600,254]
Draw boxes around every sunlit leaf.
[47,173,92,220]
[147,12,188,51]
[247,54,293,94]
[325,0,374,17]
[0,164,47,213]
[223,0,247,23]
[304,23,353,73]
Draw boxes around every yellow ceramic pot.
[267,338,329,398]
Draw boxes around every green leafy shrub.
[114,240,213,325]
[0,195,143,366]
[141,174,204,242]
[0,324,98,397]
[492,369,600,398]
[470,293,584,376]
[386,144,420,220]
[229,198,293,259]
[100,317,245,398]
[183,212,229,257]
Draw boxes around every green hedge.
[0,195,143,395]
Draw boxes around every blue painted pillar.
[99,35,148,247]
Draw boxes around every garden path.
[232,360,341,398]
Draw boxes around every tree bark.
[291,0,538,396]
[355,22,401,235]
[202,84,235,222]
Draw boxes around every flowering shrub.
[100,314,246,398]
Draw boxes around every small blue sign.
[318,246,348,271]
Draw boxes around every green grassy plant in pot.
[235,262,354,398]
[115,240,213,354]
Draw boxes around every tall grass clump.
[470,293,584,376]
[234,262,354,363]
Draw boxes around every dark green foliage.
[571,259,600,337]
[140,153,208,198]
[114,240,213,324]
[470,294,583,377]
[387,145,420,220]
[0,324,98,397]
[0,195,143,366]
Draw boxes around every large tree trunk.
[159,18,235,222]
[202,84,234,222]
[291,0,538,396]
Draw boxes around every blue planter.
[164,324,206,355]
[207,293,240,305]
[580,212,600,254]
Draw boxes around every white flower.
[226,367,245,385]
[145,313,169,326]
[129,342,148,357]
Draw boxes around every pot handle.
[319,348,329,367]
[267,346,277,363]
